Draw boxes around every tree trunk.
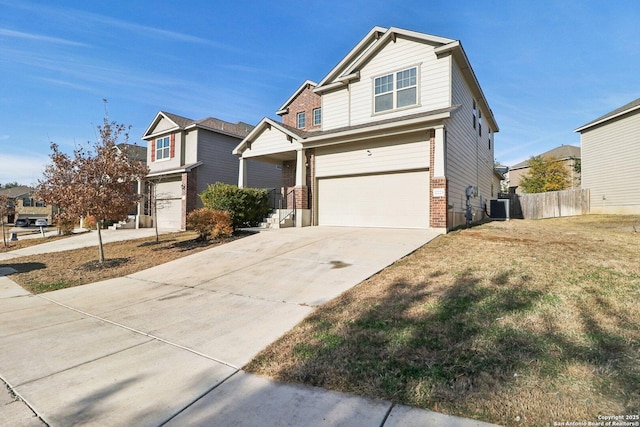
[97,220,105,263]
[1,221,6,248]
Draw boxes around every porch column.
[294,149,310,226]
[433,126,445,178]
[136,179,142,229]
[238,156,247,188]
[295,149,306,187]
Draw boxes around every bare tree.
[0,194,9,248]
[38,116,149,263]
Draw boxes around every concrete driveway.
[0,226,494,426]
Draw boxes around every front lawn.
[245,216,640,426]
[6,231,249,294]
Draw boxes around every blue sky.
[1,0,639,185]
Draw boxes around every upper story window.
[23,197,33,207]
[374,67,418,113]
[155,136,170,160]
[36,200,46,207]
[297,112,306,129]
[478,109,482,137]
[472,100,477,129]
[313,108,322,126]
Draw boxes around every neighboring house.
[142,111,281,230]
[233,26,499,231]
[0,185,59,225]
[507,145,581,194]
[575,97,640,214]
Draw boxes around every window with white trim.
[374,66,417,113]
[472,99,477,129]
[297,112,306,129]
[155,136,170,160]
[313,108,321,126]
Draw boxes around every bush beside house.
[186,208,233,240]
[199,182,270,229]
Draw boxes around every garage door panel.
[156,198,182,230]
[317,170,429,229]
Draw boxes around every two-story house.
[0,185,59,225]
[575,97,640,214]
[142,112,281,230]
[233,26,499,231]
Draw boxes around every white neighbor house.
[575,97,640,214]
[233,26,499,231]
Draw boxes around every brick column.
[430,128,448,230]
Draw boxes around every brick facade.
[429,129,448,229]
[280,83,321,131]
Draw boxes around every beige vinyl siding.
[317,170,430,228]
[348,36,450,127]
[184,130,198,165]
[315,134,429,178]
[242,127,303,158]
[321,89,350,130]
[445,60,494,228]
[148,131,183,173]
[153,117,178,134]
[581,111,640,213]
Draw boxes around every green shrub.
[199,182,270,228]
[186,208,233,240]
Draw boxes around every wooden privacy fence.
[505,188,590,220]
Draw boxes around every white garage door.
[317,170,430,228]
[156,198,182,230]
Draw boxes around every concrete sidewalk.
[1,227,500,427]
[0,228,172,260]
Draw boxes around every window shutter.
[151,140,155,162]
[170,134,176,158]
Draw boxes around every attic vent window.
[374,66,418,113]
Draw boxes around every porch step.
[259,210,294,229]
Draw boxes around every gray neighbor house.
[141,111,281,230]
[575,97,640,214]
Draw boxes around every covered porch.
[234,119,312,227]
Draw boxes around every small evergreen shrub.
[199,182,270,228]
[186,208,233,240]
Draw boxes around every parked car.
[35,218,48,227]
[15,218,29,227]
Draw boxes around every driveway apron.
[0,227,439,426]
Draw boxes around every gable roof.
[276,80,318,116]
[234,105,459,155]
[0,185,35,199]
[313,26,498,132]
[232,118,303,155]
[143,111,254,139]
[510,145,580,170]
[574,97,640,133]
[116,143,147,162]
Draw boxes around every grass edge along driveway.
[245,215,640,427]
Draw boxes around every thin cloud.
[1,1,232,51]
[0,28,87,47]
[0,153,49,186]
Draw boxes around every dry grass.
[5,231,250,294]
[1,229,73,252]
[245,215,640,426]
